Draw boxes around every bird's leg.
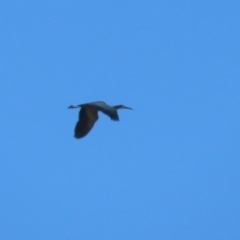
[68,105,79,109]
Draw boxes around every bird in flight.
[68,101,132,138]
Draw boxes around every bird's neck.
[113,105,122,109]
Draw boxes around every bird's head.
[114,104,132,110]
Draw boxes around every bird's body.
[68,101,132,138]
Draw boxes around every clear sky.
[1,1,240,239]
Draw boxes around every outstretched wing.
[74,106,99,138]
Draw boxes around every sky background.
[1,1,240,239]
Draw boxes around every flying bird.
[68,101,132,138]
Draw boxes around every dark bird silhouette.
[68,101,132,138]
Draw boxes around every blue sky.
[1,1,240,239]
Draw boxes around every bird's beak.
[125,106,133,110]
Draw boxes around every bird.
[68,101,132,138]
